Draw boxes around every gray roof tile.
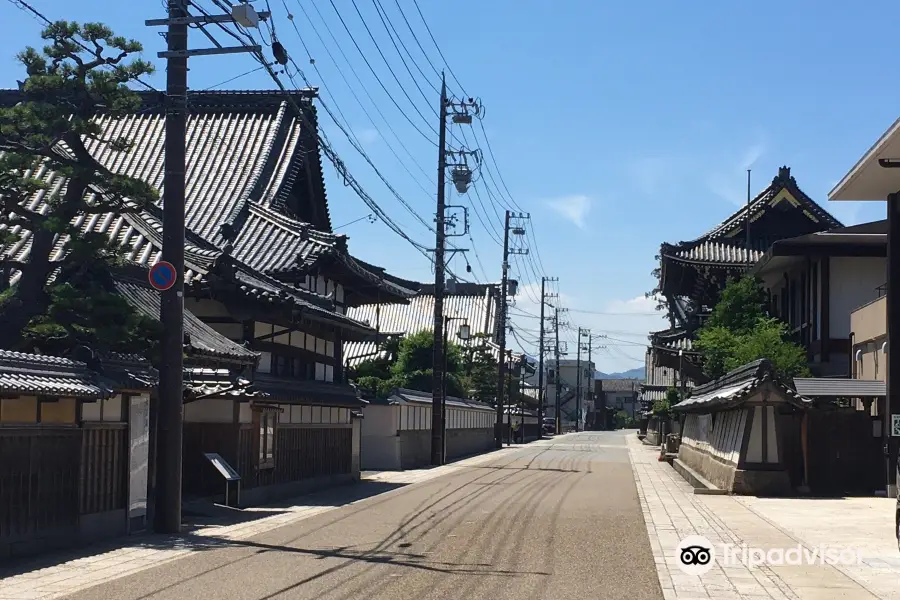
[0,349,150,399]
[112,273,260,364]
[792,378,885,397]
[674,359,810,413]
[388,388,495,411]
[184,367,268,399]
[669,240,763,265]
[344,283,501,365]
[661,167,842,268]
[1,89,410,324]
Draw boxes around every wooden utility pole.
[554,308,562,434]
[576,328,583,432]
[155,0,188,534]
[495,211,529,446]
[147,1,267,533]
[431,74,449,466]
[537,277,547,436]
[495,210,511,448]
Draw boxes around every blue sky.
[1,0,896,373]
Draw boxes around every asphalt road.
[64,431,663,600]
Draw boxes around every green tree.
[0,21,156,350]
[462,341,498,404]
[391,330,466,396]
[350,337,403,398]
[21,258,161,359]
[652,386,680,419]
[349,330,473,399]
[694,276,810,379]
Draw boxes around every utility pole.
[430,75,449,467]
[585,331,593,430]
[431,78,478,465]
[147,1,268,533]
[506,350,514,446]
[554,308,563,434]
[537,277,556,437]
[495,210,529,447]
[576,328,584,432]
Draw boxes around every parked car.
[543,417,556,435]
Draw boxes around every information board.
[204,452,241,481]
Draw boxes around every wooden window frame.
[255,410,278,470]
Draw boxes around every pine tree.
[0,21,157,351]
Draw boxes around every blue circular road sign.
[149,261,177,291]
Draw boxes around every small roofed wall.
[677,391,793,495]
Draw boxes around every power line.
[287,1,433,188]
[202,64,266,89]
[325,0,436,144]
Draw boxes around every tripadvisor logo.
[675,535,862,575]
[677,536,715,575]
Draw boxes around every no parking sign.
[148,261,177,291]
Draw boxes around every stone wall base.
[678,443,792,496]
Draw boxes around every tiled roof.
[252,374,365,408]
[673,359,810,413]
[639,385,669,403]
[332,251,418,300]
[112,272,260,365]
[230,203,336,274]
[700,167,842,241]
[650,327,696,352]
[184,368,268,400]
[666,240,763,266]
[204,258,376,339]
[344,283,501,366]
[387,388,495,412]
[1,89,402,332]
[0,349,151,399]
[660,167,842,268]
[792,378,885,398]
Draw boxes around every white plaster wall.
[681,410,747,466]
[361,404,398,437]
[184,398,233,423]
[829,257,886,338]
[360,404,401,470]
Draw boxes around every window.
[258,411,277,469]
[615,398,624,410]
[272,353,313,380]
[548,369,555,383]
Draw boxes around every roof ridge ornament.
[774,165,794,186]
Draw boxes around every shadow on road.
[0,480,409,580]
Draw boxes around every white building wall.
[829,257,886,339]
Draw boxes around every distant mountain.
[595,367,645,380]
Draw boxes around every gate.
[806,410,881,496]
[0,428,82,556]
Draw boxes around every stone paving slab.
[0,446,520,600]
[626,435,895,599]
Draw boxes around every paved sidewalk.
[0,446,520,600]
[627,435,900,600]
